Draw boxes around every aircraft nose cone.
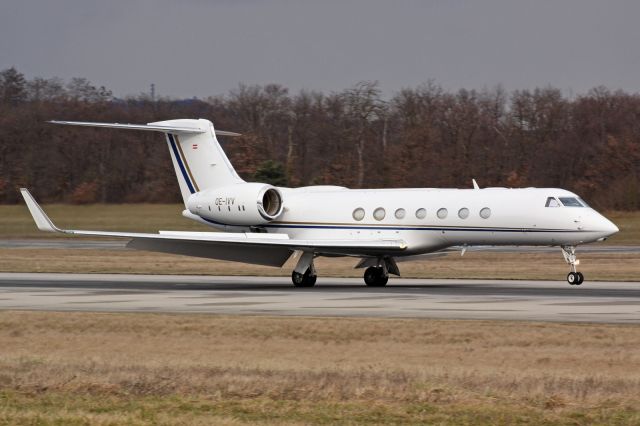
[601,218,619,236]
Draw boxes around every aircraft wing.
[20,189,407,267]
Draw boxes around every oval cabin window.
[480,207,491,219]
[352,208,365,221]
[395,208,406,219]
[458,208,469,219]
[437,208,448,219]
[415,208,426,219]
[373,207,386,221]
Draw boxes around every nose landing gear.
[562,245,584,285]
[567,271,584,285]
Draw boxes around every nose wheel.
[562,246,584,285]
[567,271,584,285]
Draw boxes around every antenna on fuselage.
[472,179,480,190]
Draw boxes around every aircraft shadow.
[2,278,639,299]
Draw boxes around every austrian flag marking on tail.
[192,144,198,150]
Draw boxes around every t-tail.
[49,119,244,206]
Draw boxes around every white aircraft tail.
[155,119,244,204]
[50,119,244,205]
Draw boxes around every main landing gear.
[357,257,399,287]
[291,269,317,287]
[562,245,584,285]
[291,252,317,287]
[364,266,389,287]
[290,253,399,288]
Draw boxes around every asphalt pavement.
[1,273,639,323]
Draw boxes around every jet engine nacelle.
[186,183,284,226]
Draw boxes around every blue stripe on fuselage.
[196,215,583,233]
[168,134,195,194]
[262,224,582,232]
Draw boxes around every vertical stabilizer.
[155,119,244,205]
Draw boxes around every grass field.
[1,311,639,425]
[0,204,207,238]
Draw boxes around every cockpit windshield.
[559,197,584,207]
[545,197,560,207]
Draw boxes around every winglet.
[19,188,63,233]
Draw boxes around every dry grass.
[1,248,639,281]
[0,311,639,424]
[0,204,209,238]
[606,211,640,245]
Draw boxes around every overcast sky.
[2,0,639,98]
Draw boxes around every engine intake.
[258,187,283,220]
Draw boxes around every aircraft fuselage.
[188,186,618,256]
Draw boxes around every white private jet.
[21,118,619,287]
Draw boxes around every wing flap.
[126,238,293,267]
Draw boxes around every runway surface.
[1,273,639,323]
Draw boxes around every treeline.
[1,67,639,209]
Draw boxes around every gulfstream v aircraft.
[21,118,619,287]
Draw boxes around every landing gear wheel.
[364,267,388,287]
[562,246,584,286]
[567,272,584,285]
[292,270,317,287]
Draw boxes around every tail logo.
[168,134,200,194]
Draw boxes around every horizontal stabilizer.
[48,120,241,137]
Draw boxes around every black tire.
[364,267,378,286]
[567,272,577,285]
[377,274,389,286]
[307,274,317,286]
[364,267,388,287]
[576,272,584,285]
[292,270,316,287]
[292,271,305,286]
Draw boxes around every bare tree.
[342,81,385,187]
[1,66,639,209]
